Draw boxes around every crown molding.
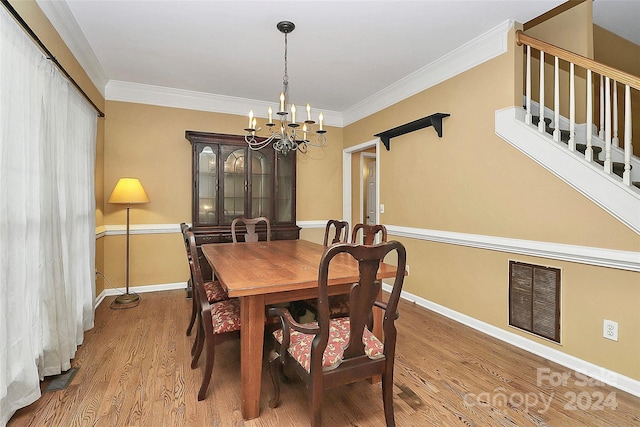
[105,80,344,128]
[35,0,108,97]
[342,20,511,126]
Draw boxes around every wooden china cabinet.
[185,131,300,278]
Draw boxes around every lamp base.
[114,293,140,305]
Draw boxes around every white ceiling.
[35,0,638,122]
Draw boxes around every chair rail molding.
[96,222,639,272]
[387,224,640,272]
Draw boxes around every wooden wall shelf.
[375,113,450,150]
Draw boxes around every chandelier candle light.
[244,21,327,156]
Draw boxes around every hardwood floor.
[9,290,640,426]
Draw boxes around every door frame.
[342,138,380,225]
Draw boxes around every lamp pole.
[114,203,140,304]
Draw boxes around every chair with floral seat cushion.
[182,225,229,338]
[188,230,241,401]
[302,220,352,319]
[267,241,407,427]
[310,223,390,319]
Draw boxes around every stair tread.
[525,111,637,185]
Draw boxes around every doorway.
[342,139,380,226]
[362,154,377,225]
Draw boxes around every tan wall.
[103,101,344,287]
[14,0,107,291]
[344,26,640,380]
[593,25,640,76]
[526,1,593,57]
[526,1,593,121]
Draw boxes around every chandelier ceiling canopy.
[244,21,327,156]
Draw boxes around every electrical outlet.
[603,319,618,341]
[405,265,410,275]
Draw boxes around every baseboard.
[95,281,187,308]
[382,283,640,398]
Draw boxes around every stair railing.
[516,30,639,187]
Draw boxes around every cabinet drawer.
[195,234,221,245]
[195,233,234,245]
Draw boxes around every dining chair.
[302,220,353,320]
[351,223,388,245]
[187,229,242,401]
[322,219,349,246]
[184,229,232,357]
[230,216,308,321]
[231,216,271,242]
[182,224,229,338]
[267,241,407,427]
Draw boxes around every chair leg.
[381,370,396,427]
[186,279,196,336]
[309,385,323,427]
[190,321,198,356]
[191,315,205,369]
[191,305,201,357]
[197,333,216,401]
[268,349,281,408]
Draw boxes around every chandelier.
[244,21,327,156]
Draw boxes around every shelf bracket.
[374,113,450,151]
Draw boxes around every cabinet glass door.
[222,146,247,224]
[250,150,273,218]
[197,145,217,225]
[275,151,294,223]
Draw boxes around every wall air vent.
[509,261,560,343]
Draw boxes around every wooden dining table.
[200,239,399,420]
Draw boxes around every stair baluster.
[585,70,594,162]
[553,56,560,142]
[604,76,612,174]
[624,85,633,186]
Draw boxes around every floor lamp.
[108,178,150,306]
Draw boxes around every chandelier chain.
[283,32,288,86]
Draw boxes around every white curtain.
[0,9,97,425]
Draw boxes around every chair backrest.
[351,223,388,245]
[314,241,406,368]
[180,222,190,235]
[185,230,205,290]
[231,217,271,243]
[323,220,349,247]
[181,222,193,262]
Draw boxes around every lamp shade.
[108,178,150,204]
